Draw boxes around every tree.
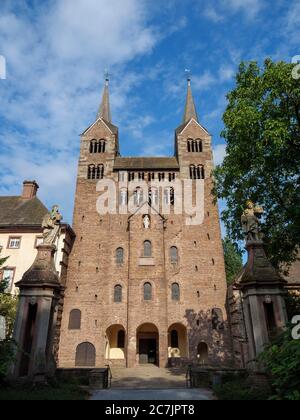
[223,237,244,285]
[0,256,18,382]
[214,59,300,271]
[260,328,300,400]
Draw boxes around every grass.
[213,380,272,401]
[0,380,88,401]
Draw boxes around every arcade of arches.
[74,323,210,368]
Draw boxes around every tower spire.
[97,71,112,123]
[183,72,198,124]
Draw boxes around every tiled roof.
[114,157,179,171]
[0,197,48,227]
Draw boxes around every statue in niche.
[143,215,151,230]
[42,205,63,245]
[241,200,264,242]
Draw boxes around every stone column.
[11,244,63,381]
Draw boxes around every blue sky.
[0,0,299,224]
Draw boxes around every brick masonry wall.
[58,118,233,369]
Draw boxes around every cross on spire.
[97,70,112,122]
[183,70,198,123]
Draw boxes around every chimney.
[22,180,39,200]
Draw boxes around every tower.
[57,76,232,369]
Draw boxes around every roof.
[0,196,48,227]
[114,157,180,171]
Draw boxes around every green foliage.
[0,255,18,381]
[0,340,15,382]
[0,257,9,293]
[0,380,88,400]
[214,379,271,400]
[214,59,300,270]
[223,237,244,285]
[259,328,300,400]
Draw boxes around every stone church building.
[57,77,232,369]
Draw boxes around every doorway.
[139,339,157,365]
[136,323,159,366]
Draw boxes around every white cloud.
[213,143,227,166]
[218,65,235,82]
[193,71,216,91]
[203,6,224,23]
[203,0,264,21]
[0,0,160,222]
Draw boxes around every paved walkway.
[110,366,187,389]
[90,388,213,400]
[89,366,213,400]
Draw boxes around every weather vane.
[104,68,110,84]
[185,69,192,81]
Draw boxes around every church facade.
[57,77,232,369]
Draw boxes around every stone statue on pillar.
[42,205,63,245]
[241,200,264,243]
[11,206,64,382]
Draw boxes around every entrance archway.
[168,323,188,359]
[105,325,126,360]
[137,323,159,365]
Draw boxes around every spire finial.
[183,69,198,123]
[185,69,191,86]
[97,69,112,122]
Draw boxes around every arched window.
[96,164,104,180]
[88,164,96,180]
[90,139,106,154]
[149,188,159,206]
[196,139,203,152]
[144,241,152,257]
[144,282,152,301]
[197,342,208,364]
[134,188,143,206]
[171,283,180,301]
[114,285,122,303]
[75,342,96,367]
[170,247,178,264]
[171,330,179,348]
[187,139,192,152]
[116,248,124,265]
[190,165,205,180]
[68,309,81,330]
[117,330,125,348]
[119,189,128,206]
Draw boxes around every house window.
[158,173,165,182]
[128,172,135,182]
[35,236,44,248]
[144,282,152,301]
[170,246,178,264]
[171,330,179,348]
[68,309,81,330]
[1,268,15,293]
[171,283,180,301]
[114,285,122,303]
[8,237,21,249]
[75,342,96,367]
[144,241,152,257]
[116,248,124,265]
[117,330,125,348]
[149,188,159,206]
